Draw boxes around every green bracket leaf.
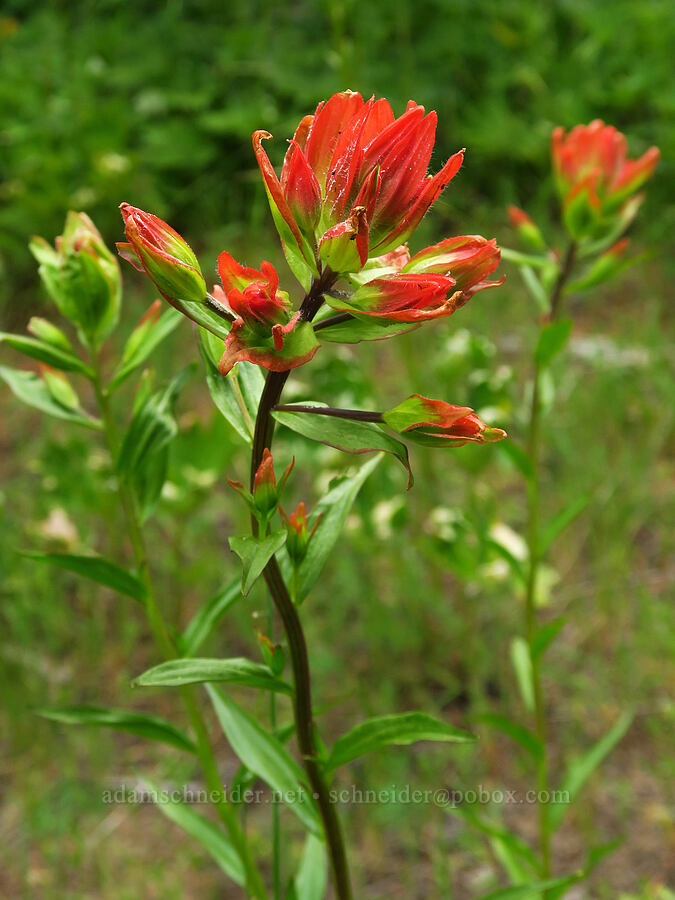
[181,578,241,656]
[21,551,147,603]
[510,637,535,713]
[0,366,101,429]
[324,711,475,772]
[206,686,322,835]
[134,657,292,695]
[0,333,94,377]
[36,705,196,753]
[109,307,182,391]
[142,776,244,886]
[281,454,381,601]
[273,406,412,488]
[535,319,573,368]
[229,531,287,596]
[471,713,544,763]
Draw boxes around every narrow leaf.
[109,307,182,391]
[134,657,292,695]
[21,551,147,603]
[531,618,566,661]
[325,712,474,772]
[318,316,419,344]
[510,638,535,712]
[282,455,381,600]
[549,712,633,831]
[36,705,196,753]
[274,407,412,488]
[535,319,573,368]
[0,333,93,377]
[447,807,538,873]
[143,777,244,886]
[471,713,543,762]
[538,495,590,557]
[0,366,101,429]
[181,579,241,656]
[198,328,263,442]
[206,686,322,834]
[295,834,327,900]
[229,531,287,596]
[474,876,580,900]
[498,441,533,479]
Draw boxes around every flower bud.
[228,449,294,526]
[39,364,80,410]
[117,204,206,305]
[30,212,121,344]
[280,501,320,565]
[383,394,507,447]
[508,206,547,251]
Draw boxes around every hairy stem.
[89,349,267,900]
[249,271,354,900]
[524,242,576,893]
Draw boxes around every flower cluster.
[119,92,504,379]
[551,120,659,239]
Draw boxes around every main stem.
[250,272,354,900]
[524,243,576,893]
[89,350,267,900]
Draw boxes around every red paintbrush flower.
[252,91,465,276]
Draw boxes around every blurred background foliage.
[1,0,673,317]
[0,1,673,898]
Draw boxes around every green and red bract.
[402,235,504,300]
[325,235,502,324]
[215,252,319,375]
[383,394,507,447]
[551,121,659,238]
[118,203,206,305]
[508,206,547,251]
[253,91,465,276]
[228,448,294,526]
[280,501,320,565]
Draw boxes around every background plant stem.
[523,242,576,895]
[88,348,268,900]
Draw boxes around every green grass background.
[0,1,673,897]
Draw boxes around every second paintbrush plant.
[118,90,507,900]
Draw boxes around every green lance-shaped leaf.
[294,834,327,900]
[117,366,193,518]
[531,617,566,661]
[470,713,544,763]
[229,531,287,596]
[134,657,293,695]
[206,686,322,835]
[535,319,573,368]
[0,333,94,377]
[180,578,241,657]
[141,777,244,887]
[280,454,381,601]
[473,875,581,900]
[0,366,101,429]
[446,806,539,875]
[21,551,147,603]
[316,315,419,344]
[198,327,264,443]
[108,306,182,391]
[538,494,590,557]
[510,637,535,713]
[324,712,475,772]
[548,711,633,832]
[36,705,196,753]
[273,405,412,488]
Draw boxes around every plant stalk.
[88,348,267,900]
[523,242,576,894]
[249,271,354,900]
